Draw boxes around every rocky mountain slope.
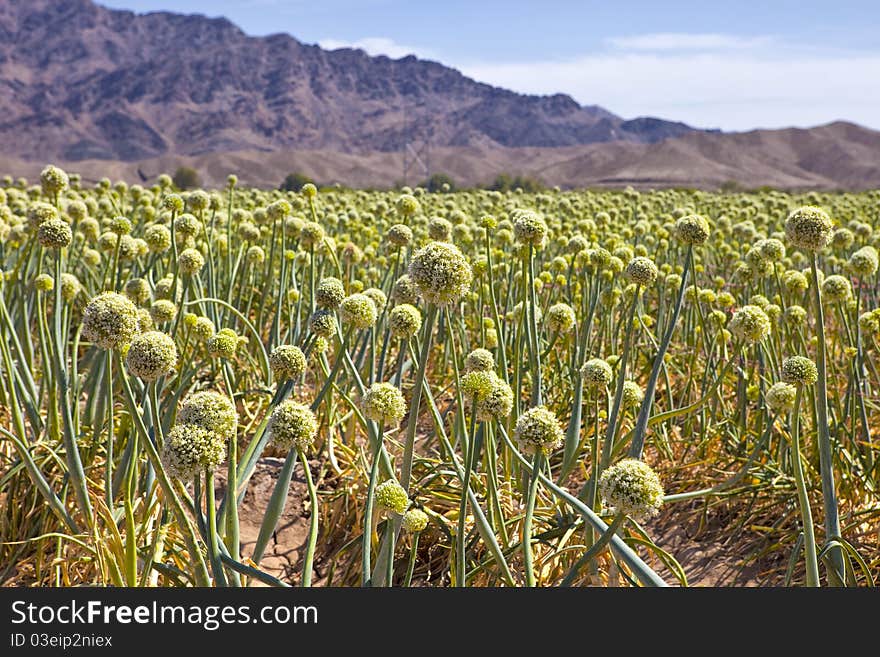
[4,121,877,190]
[0,0,696,162]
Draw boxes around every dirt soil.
[224,458,787,587]
[645,500,789,587]
[647,512,763,586]
[216,457,312,585]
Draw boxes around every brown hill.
[1,1,876,190]
[532,121,880,189]
[0,0,696,163]
[3,121,878,190]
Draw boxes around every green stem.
[484,230,507,375]
[251,449,299,566]
[523,451,543,587]
[362,423,384,585]
[205,471,228,586]
[499,424,667,587]
[118,368,211,585]
[104,349,114,508]
[809,254,845,582]
[561,512,627,587]
[401,304,437,490]
[605,287,640,452]
[455,407,478,587]
[403,534,420,587]
[790,387,820,587]
[526,245,543,406]
[122,429,138,586]
[51,251,92,525]
[221,363,241,587]
[300,450,319,587]
[629,245,693,458]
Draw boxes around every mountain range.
[0,0,878,190]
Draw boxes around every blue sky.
[103,0,880,131]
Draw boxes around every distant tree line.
[171,166,546,193]
[416,172,546,193]
[279,172,315,192]
[487,173,545,193]
[172,166,200,190]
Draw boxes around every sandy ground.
[216,458,312,585]
[647,510,768,587]
[222,458,781,587]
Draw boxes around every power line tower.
[402,99,430,187]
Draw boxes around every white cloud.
[318,37,429,59]
[312,32,880,131]
[455,36,880,131]
[605,33,772,51]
